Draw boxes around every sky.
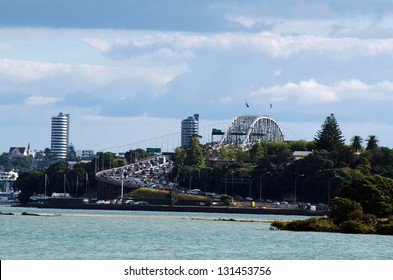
[2,0,393,153]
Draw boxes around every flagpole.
[268,101,272,117]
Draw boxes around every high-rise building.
[181,114,199,147]
[51,112,70,160]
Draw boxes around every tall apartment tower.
[181,114,199,147]
[51,112,70,160]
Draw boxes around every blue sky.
[2,0,393,153]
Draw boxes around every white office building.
[51,112,70,160]
[77,150,95,160]
[181,114,199,147]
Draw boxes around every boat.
[0,190,20,204]
[0,170,19,204]
[29,174,50,202]
[46,174,89,207]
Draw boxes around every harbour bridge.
[99,115,288,155]
[95,115,286,199]
[215,115,285,149]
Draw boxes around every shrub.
[271,220,288,230]
[377,222,393,235]
[330,197,363,224]
[361,213,377,224]
[348,210,364,221]
[220,194,233,207]
[166,191,177,206]
[339,220,376,234]
[271,218,337,232]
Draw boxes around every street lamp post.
[259,172,271,203]
[294,174,304,203]
[224,171,228,195]
[189,169,192,191]
[120,168,124,200]
[328,175,337,206]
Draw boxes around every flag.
[246,102,249,108]
[270,103,272,108]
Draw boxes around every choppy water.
[1,205,392,260]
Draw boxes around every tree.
[125,148,150,164]
[14,169,46,203]
[249,142,266,164]
[366,135,379,150]
[330,197,363,224]
[173,146,185,168]
[184,136,205,168]
[218,146,230,160]
[350,135,363,153]
[287,140,314,151]
[166,191,178,206]
[96,152,116,170]
[340,175,393,217]
[314,114,345,152]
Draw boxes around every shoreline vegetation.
[271,216,393,235]
[271,196,393,235]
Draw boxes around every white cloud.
[82,37,112,52]
[82,31,393,59]
[0,57,184,87]
[273,69,282,76]
[25,96,58,105]
[336,79,371,91]
[226,15,263,28]
[254,79,338,104]
[225,15,337,36]
[0,42,13,51]
[251,79,393,105]
[376,80,393,91]
[0,58,111,84]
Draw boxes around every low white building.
[77,150,95,160]
[293,151,313,160]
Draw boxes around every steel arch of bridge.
[219,115,284,147]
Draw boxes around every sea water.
[1,205,392,260]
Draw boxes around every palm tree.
[366,135,379,150]
[350,135,363,153]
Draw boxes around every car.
[95,200,110,204]
[134,201,149,205]
[245,197,254,201]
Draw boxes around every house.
[293,151,313,161]
[8,144,32,160]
